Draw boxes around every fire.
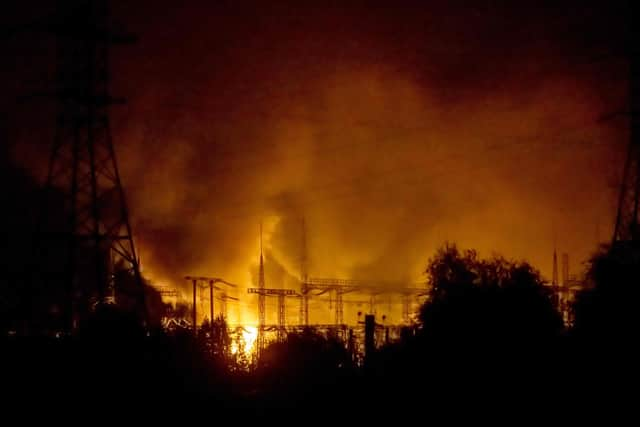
[242,326,258,355]
[230,325,258,358]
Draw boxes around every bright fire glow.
[231,326,258,357]
[242,326,258,355]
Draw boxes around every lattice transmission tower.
[28,0,144,332]
[613,16,640,243]
[257,224,266,351]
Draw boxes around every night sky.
[1,0,631,323]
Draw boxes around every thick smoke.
[5,1,629,324]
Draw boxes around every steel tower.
[29,0,144,332]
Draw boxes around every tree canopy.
[420,244,563,344]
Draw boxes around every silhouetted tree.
[558,242,640,406]
[252,329,355,408]
[420,244,563,344]
[196,316,230,358]
[573,242,640,346]
[367,244,566,408]
[212,315,231,358]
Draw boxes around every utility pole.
[551,248,563,318]
[560,254,571,325]
[258,223,266,351]
[364,314,376,364]
[299,218,309,327]
[191,278,197,334]
[401,293,410,324]
[209,282,214,325]
[552,249,559,287]
[277,293,285,341]
[185,276,237,337]
[335,288,345,326]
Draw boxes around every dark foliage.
[573,242,640,341]
[2,240,636,414]
[249,329,356,410]
[420,244,564,344]
[570,241,640,388]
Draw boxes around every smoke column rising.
[4,0,630,324]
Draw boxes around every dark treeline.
[0,156,636,414]
[2,240,639,415]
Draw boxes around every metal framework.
[184,276,237,335]
[302,277,427,326]
[299,219,309,326]
[217,291,238,319]
[401,294,411,323]
[29,0,143,332]
[294,222,427,327]
[552,250,558,287]
[248,287,297,342]
[398,289,428,323]
[613,20,640,242]
[257,226,266,350]
[303,279,358,326]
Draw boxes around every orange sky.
[3,0,631,325]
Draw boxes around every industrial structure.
[248,224,301,349]
[184,276,237,335]
[15,0,619,362]
[613,11,640,244]
[217,291,238,319]
[27,0,144,333]
[153,223,431,356]
[549,251,582,325]
[248,287,297,343]
[299,278,427,328]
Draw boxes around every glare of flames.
[242,326,258,355]
[231,326,258,357]
[152,240,269,360]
